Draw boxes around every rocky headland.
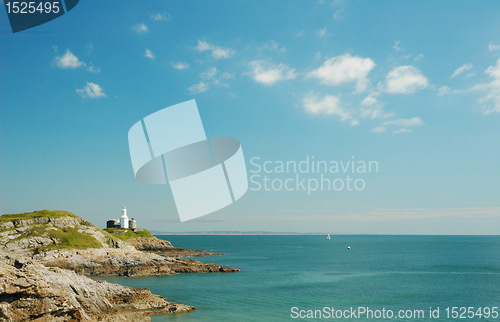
[129,237,221,257]
[0,210,238,321]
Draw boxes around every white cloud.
[316,27,328,38]
[144,49,155,59]
[212,47,235,59]
[262,41,286,53]
[333,8,344,19]
[221,72,235,80]
[393,41,402,52]
[195,40,235,59]
[414,54,424,61]
[360,92,393,119]
[248,60,297,85]
[76,82,106,98]
[54,49,100,73]
[201,66,217,80]
[471,58,500,114]
[438,86,452,96]
[173,62,189,70]
[383,117,423,127]
[308,54,376,92]
[195,40,211,51]
[150,12,171,21]
[361,92,379,106]
[55,49,84,69]
[188,82,208,94]
[87,64,100,73]
[451,64,472,78]
[205,67,233,83]
[189,67,234,93]
[488,42,500,51]
[373,117,421,134]
[371,126,387,133]
[361,105,393,120]
[383,65,429,94]
[438,86,462,96]
[302,94,351,121]
[393,128,412,134]
[132,23,148,33]
[301,91,392,125]
[485,59,500,79]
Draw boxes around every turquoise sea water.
[100,235,500,321]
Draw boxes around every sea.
[99,235,500,321]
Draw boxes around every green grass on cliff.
[103,228,153,240]
[36,227,103,252]
[7,225,103,252]
[0,210,103,252]
[0,210,78,225]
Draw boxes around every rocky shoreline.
[0,211,239,321]
[39,247,238,277]
[129,237,221,257]
[0,255,195,321]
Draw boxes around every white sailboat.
[327,234,331,240]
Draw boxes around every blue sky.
[1,1,499,234]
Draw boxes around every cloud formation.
[144,49,155,59]
[371,117,423,134]
[54,49,100,73]
[87,64,100,73]
[173,62,189,70]
[200,66,217,80]
[302,94,352,123]
[308,54,375,92]
[383,65,429,94]
[451,64,472,78]
[359,92,393,120]
[370,126,386,133]
[132,23,148,33]
[76,82,106,98]
[248,60,297,85]
[188,82,208,94]
[488,42,500,51]
[472,58,500,114]
[437,86,462,96]
[195,40,235,59]
[383,117,423,127]
[392,128,412,135]
[150,12,171,21]
[188,66,234,94]
[55,50,84,69]
[261,41,286,53]
[316,27,328,38]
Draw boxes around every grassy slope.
[1,210,102,252]
[0,210,78,224]
[103,228,153,240]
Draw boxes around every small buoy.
[347,246,351,250]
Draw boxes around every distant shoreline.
[153,232,500,236]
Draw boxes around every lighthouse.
[120,206,129,229]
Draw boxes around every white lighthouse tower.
[120,206,129,229]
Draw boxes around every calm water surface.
[98,235,500,321]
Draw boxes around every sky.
[1,1,499,234]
